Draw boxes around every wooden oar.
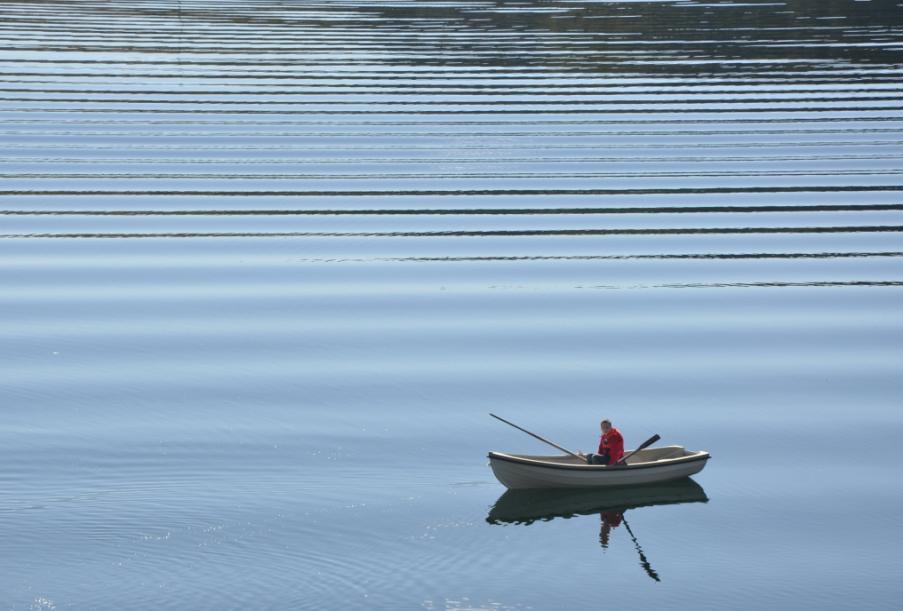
[616,434,661,466]
[489,413,588,463]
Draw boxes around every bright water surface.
[1,1,902,609]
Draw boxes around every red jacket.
[598,428,624,464]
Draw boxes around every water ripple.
[2,0,902,608]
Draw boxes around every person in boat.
[581,419,624,465]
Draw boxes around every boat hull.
[488,448,709,489]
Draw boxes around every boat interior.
[496,446,706,465]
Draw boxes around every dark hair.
[601,419,612,426]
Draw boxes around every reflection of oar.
[616,434,661,465]
[622,515,660,582]
[490,413,588,463]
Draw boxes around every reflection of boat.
[488,445,709,489]
[488,479,708,582]
[487,478,708,525]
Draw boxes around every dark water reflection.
[487,479,708,526]
[488,479,708,581]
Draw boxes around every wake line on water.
[4,125,900,136]
[547,280,903,291]
[4,204,903,216]
[8,141,901,152]
[3,186,900,196]
[4,117,903,127]
[5,87,903,97]
[7,170,901,179]
[280,252,903,264]
[6,155,902,166]
[2,73,900,87]
[5,226,903,239]
[2,72,898,85]
[5,106,903,115]
[5,96,903,105]
[616,281,903,289]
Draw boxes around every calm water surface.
[1,1,902,609]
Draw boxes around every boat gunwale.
[487,450,710,472]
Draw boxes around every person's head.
[601,419,612,433]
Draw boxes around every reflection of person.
[582,419,624,465]
[599,511,624,548]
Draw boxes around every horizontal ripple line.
[4,116,903,126]
[4,226,902,239]
[7,170,902,179]
[7,154,903,164]
[1,72,898,84]
[5,128,900,137]
[4,204,903,216]
[3,87,903,97]
[4,96,903,105]
[2,186,900,197]
[644,281,903,289]
[10,141,902,152]
[311,252,903,263]
[5,106,903,115]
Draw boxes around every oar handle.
[489,413,588,463]
[616,433,661,465]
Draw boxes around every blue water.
[1,1,902,609]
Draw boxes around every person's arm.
[611,431,625,463]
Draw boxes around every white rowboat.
[488,445,710,489]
